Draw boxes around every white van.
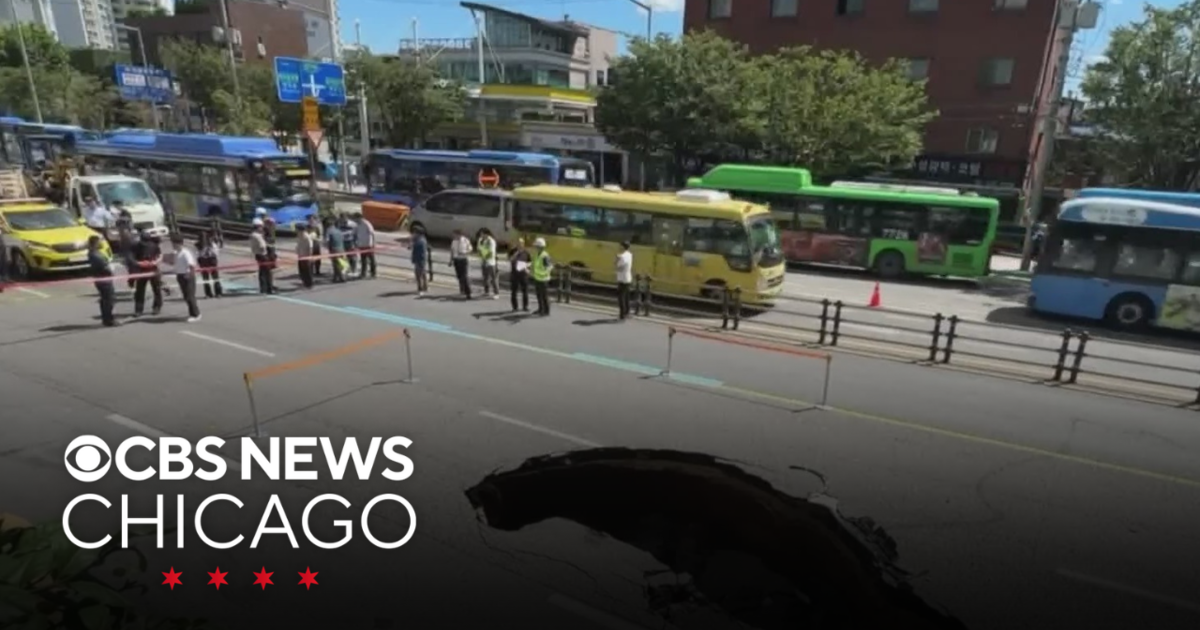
[68,174,169,237]
[408,189,514,244]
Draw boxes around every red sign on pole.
[478,168,500,188]
[305,129,324,149]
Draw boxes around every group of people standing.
[87,229,204,327]
[430,227,555,316]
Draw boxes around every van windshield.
[98,181,156,206]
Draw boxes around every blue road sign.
[114,64,175,103]
[274,57,347,106]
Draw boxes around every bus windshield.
[256,164,313,207]
[747,215,784,267]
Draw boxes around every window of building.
[993,0,1028,9]
[908,0,938,13]
[906,58,930,81]
[980,57,1014,85]
[966,128,1000,154]
[771,0,798,17]
[709,0,732,18]
[837,0,864,15]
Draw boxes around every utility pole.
[626,0,651,188]
[7,2,43,123]
[355,20,370,158]
[1020,0,1096,271]
[218,0,243,116]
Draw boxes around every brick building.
[684,0,1075,214]
[125,0,308,68]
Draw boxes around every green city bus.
[686,164,1001,278]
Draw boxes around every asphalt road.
[3,260,1200,629]
[179,231,1200,401]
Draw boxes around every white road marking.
[105,413,169,438]
[104,413,241,472]
[178,330,276,357]
[1056,569,1200,615]
[479,410,601,448]
[17,286,50,298]
[546,593,655,630]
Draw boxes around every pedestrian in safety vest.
[478,228,499,299]
[87,236,118,327]
[532,237,552,316]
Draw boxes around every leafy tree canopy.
[1081,0,1200,189]
[344,51,465,148]
[595,31,935,183]
[0,24,69,70]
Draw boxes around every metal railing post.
[642,276,653,316]
[820,356,832,407]
[244,373,264,438]
[941,315,958,364]
[731,288,742,331]
[564,267,573,304]
[1068,331,1089,384]
[720,287,731,330]
[634,274,644,314]
[929,313,944,362]
[831,300,844,347]
[555,266,565,303]
[401,328,417,384]
[1053,329,1072,382]
[818,299,830,345]
[662,327,676,376]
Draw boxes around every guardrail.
[547,269,1200,408]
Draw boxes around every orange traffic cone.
[868,282,882,308]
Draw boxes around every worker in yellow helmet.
[531,237,553,316]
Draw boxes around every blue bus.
[1074,187,1200,209]
[364,149,595,207]
[1030,196,1200,331]
[0,117,101,170]
[73,132,317,232]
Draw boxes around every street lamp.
[625,0,653,40]
[114,24,162,130]
[5,0,43,122]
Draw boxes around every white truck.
[66,174,169,237]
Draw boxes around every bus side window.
[795,197,828,231]
[1180,251,1200,285]
[512,200,559,232]
[604,209,652,245]
[875,203,922,241]
[561,204,604,237]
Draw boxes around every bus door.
[653,217,688,294]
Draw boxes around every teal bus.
[687,165,1001,278]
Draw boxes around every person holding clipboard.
[508,237,531,312]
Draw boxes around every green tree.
[160,38,230,113]
[1081,0,1200,189]
[345,51,464,147]
[756,48,933,176]
[595,32,763,184]
[0,23,69,70]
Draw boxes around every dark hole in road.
[465,448,968,630]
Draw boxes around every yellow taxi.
[0,198,110,278]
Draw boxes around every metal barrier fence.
[549,269,1200,408]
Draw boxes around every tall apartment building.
[53,0,117,49]
[2,0,60,39]
[684,0,1097,218]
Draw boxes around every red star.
[297,567,318,590]
[252,567,274,590]
[207,567,228,590]
[161,567,183,590]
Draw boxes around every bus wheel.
[701,281,726,302]
[1104,294,1154,330]
[874,250,906,279]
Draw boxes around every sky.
[334,0,1176,88]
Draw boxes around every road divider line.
[257,290,1200,491]
[105,413,168,438]
[16,287,50,299]
[1056,568,1200,614]
[246,330,403,381]
[546,593,654,630]
[479,410,600,448]
[179,331,277,357]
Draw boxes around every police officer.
[87,235,118,327]
[531,237,553,316]
[131,228,164,317]
[249,218,275,294]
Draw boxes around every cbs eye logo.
[64,436,112,483]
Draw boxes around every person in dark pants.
[115,211,138,290]
[87,236,118,326]
[508,237,531,312]
[354,212,377,279]
[249,219,275,294]
[341,216,358,276]
[411,226,429,296]
[531,237,552,316]
[449,229,473,299]
[308,215,323,276]
[325,218,347,283]
[131,229,164,317]
[170,233,201,322]
[296,224,315,288]
[196,231,223,298]
[615,240,633,320]
[0,234,7,293]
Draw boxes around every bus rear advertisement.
[511,186,786,303]
[687,164,1000,279]
[1030,196,1200,332]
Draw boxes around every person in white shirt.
[616,241,634,320]
[353,212,377,279]
[342,215,359,275]
[477,228,499,299]
[83,197,113,231]
[170,233,201,322]
[449,229,474,299]
[296,224,315,288]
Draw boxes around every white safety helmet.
[252,218,265,227]
[255,207,268,217]
[534,238,547,248]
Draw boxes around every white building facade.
[2,0,60,39]
[53,0,116,49]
